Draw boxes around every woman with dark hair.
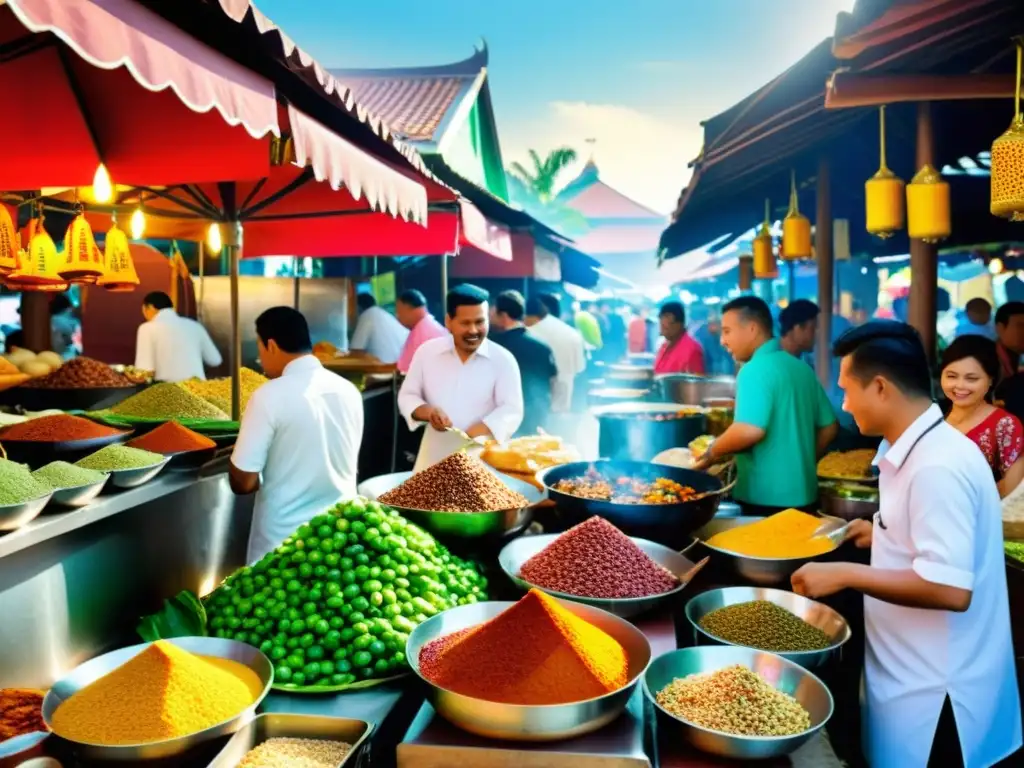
[940,334,1024,497]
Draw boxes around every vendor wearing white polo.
[792,321,1021,768]
[230,307,364,563]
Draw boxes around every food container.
[656,374,735,406]
[498,534,704,618]
[643,646,833,760]
[0,384,145,414]
[0,731,49,767]
[0,492,53,531]
[207,713,372,768]
[587,387,651,407]
[539,460,731,549]
[818,483,879,521]
[591,402,706,462]
[684,587,851,670]
[41,637,273,762]
[105,456,172,490]
[406,599,652,741]
[0,430,132,469]
[702,398,735,437]
[46,477,109,509]
[691,516,843,587]
[603,364,654,388]
[357,469,543,539]
[165,446,219,473]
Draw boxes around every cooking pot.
[592,402,706,462]
[603,363,654,388]
[588,387,651,407]
[657,374,736,406]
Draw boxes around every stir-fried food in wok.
[553,469,697,504]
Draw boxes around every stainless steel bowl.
[818,485,879,521]
[498,534,702,618]
[406,599,652,741]
[643,646,834,760]
[684,587,851,669]
[692,516,842,587]
[106,456,171,490]
[358,470,543,539]
[0,492,53,531]
[208,713,372,767]
[42,636,273,762]
[47,477,109,509]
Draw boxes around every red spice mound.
[418,589,628,705]
[520,516,679,599]
[127,421,216,454]
[23,357,133,389]
[0,414,124,442]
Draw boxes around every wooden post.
[293,256,300,310]
[218,182,242,422]
[738,255,753,292]
[816,155,834,390]
[20,292,50,352]
[908,102,938,362]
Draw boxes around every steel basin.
[656,374,736,406]
[591,401,706,462]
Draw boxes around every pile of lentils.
[520,516,679,598]
[76,445,163,471]
[0,459,50,503]
[698,600,832,653]
[379,452,528,512]
[33,461,107,490]
[237,737,352,768]
[23,357,133,389]
[656,665,811,737]
[109,383,229,421]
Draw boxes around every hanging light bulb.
[130,207,145,240]
[990,257,1005,275]
[207,222,223,254]
[92,164,113,204]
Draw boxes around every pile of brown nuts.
[24,357,134,389]
[380,452,529,512]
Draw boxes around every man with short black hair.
[350,291,407,363]
[779,299,820,359]
[135,290,222,381]
[995,301,1024,380]
[230,307,364,563]
[491,291,556,435]
[955,297,995,341]
[695,295,836,514]
[653,301,704,374]
[399,285,523,468]
[395,289,447,374]
[792,320,1021,768]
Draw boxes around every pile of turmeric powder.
[51,640,261,745]
[705,509,836,558]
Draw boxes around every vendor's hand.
[691,450,713,472]
[791,563,850,599]
[423,407,452,431]
[844,519,873,549]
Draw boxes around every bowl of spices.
[42,637,272,762]
[32,462,109,508]
[75,445,170,490]
[684,587,851,669]
[0,459,53,531]
[126,421,217,472]
[6,357,143,412]
[643,645,834,759]
[408,590,652,741]
[499,517,705,618]
[207,713,371,768]
[0,414,131,466]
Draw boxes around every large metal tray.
[207,713,372,767]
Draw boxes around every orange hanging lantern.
[6,213,69,291]
[753,199,777,279]
[992,40,1024,220]
[59,213,106,282]
[865,106,905,238]
[97,219,140,292]
[0,205,19,273]
[782,170,812,260]
[907,163,950,242]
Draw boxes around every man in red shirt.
[654,301,705,375]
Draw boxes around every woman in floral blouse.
[941,334,1024,497]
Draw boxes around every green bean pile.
[699,600,832,652]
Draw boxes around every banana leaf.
[88,411,240,433]
[137,590,207,642]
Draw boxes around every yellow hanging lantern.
[992,40,1024,220]
[752,199,777,278]
[6,214,69,291]
[782,170,812,260]
[59,213,106,282]
[97,219,140,292]
[865,105,905,238]
[0,205,19,273]
[906,163,950,242]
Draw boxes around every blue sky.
[255,0,854,213]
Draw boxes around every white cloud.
[502,101,699,216]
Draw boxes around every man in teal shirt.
[694,296,837,514]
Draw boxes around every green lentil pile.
[76,445,163,471]
[109,383,229,420]
[1006,541,1024,565]
[33,461,108,490]
[698,600,832,652]
[0,459,50,504]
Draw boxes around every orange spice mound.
[418,589,628,705]
[127,421,216,454]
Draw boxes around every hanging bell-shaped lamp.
[782,170,812,260]
[0,205,19,273]
[753,199,777,279]
[865,105,905,238]
[906,163,950,242]
[6,213,69,291]
[59,212,106,282]
[98,218,140,293]
[992,40,1024,220]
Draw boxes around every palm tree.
[508,147,578,204]
[507,147,588,236]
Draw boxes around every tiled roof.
[558,161,664,220]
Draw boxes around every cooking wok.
[537,460,733,549]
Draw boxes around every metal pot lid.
[589,387,650,398]
[590,401,706,417]
[654,373,737,385]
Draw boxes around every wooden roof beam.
[826,72,1016,109]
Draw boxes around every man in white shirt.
[399,284,523,468]
[230,306,364,563]
[792,320,1021,768]
[135,291,222,381]
[525,294,586,412]
[350,292,408,364]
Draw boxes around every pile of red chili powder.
[127,421,216,454]
[519,516,679,599]
[0,414,125,442]
[418,589,628,705]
